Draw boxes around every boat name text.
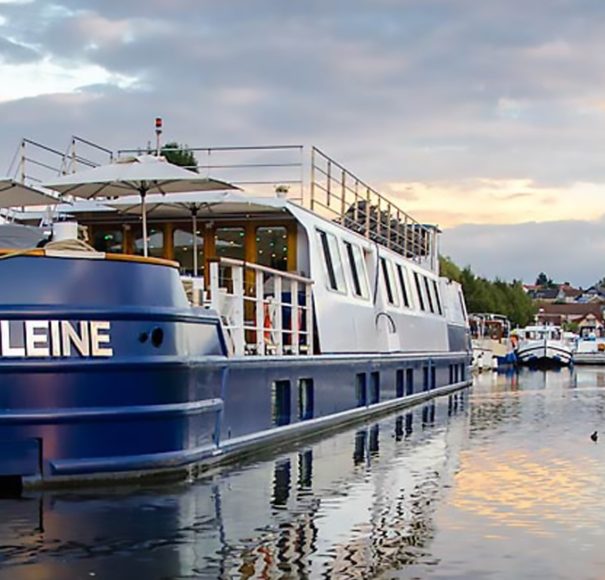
[0,320,113,358]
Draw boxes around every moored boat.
[514,324,573,367]
[0,138,472,489]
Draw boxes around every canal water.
[1,368,605,579]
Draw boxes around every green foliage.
[160,142,198,172]
[439,256,536,327]
[535,271,555,288]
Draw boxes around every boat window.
[134,226,164,258]
[317,229,346,292]
[396,264,411,308]
[215,227,245,260]
[344,241,369,299]
[92,227,124,253]
[173,226,204,274]
[256,226,288,271]
[423,276,435,313]
[432,280,443,315]
[380,257,399,306]
[458,289,467,320]
[413,271,426,311]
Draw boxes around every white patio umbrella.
[110,191,232,276]
[43,155,237,257]
[0,178,62,208]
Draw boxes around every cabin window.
[215,227,245,260]
[92,227,124,253]
[424,277,435,313]
[317,229,346,292]
[173,226,204,275]
[458,290,468,320]
[406,368,414,396]
[298,378,314,421]
[413,272,426,311]
[396,369,404,397]
[256,226,288,271]
[134,226,164,258]
[272,380,291,426]
[344,241,369,299]
[396,264,411,308]
[370,371,380,404]
[380,258,399,306]
[432,280,443,315]
[356,373,367,407]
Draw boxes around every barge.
[0,138,471,488]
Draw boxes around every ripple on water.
[2,369,605,579]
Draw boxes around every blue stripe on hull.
[0,352,471,487]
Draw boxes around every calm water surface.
[2,368,605,579]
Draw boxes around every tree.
[441,256,536,326]
[160,142,198,172]
[535,272,555,288]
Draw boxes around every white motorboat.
[513,325,574,367]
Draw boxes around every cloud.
[441,217,605,287]
[0,0,604,285]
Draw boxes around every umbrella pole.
[192,209,198,277]
[141,190,148,257]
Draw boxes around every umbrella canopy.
[0,178,62,208]
[43,155,238,256]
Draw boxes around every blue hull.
[0,254,471,487]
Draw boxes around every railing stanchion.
[232,265,245,356]
[291,280,299,356]
[275,276,283,355]
[255,271,265,356]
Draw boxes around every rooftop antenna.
[155,117,163,156]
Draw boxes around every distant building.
[535,301,605,336]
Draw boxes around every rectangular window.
[356,373,367,407]
[272,380,291,426]
[424,276,435,313]
[423,366,429,392]
[317,229,346,292]
[406,368,414,396]
[432,280,443,315]
[298,378,314,421]
[414,272,426,311]
[370,371,380,404]
[396,369,404,397]
[458,289,468,320]
[396,264,411,308]
[380,258,399,306]
[256,226,288,271]
[344,241,369,299]
[430,366,436,390]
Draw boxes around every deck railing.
[310,147,437,269]
[8,138,437,269]
[205,257,314,357]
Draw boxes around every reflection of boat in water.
[0,392,468,578]
[0,138,471,489]
[514,325,573,367]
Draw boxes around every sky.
[1,0,605,286]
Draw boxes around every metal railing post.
[291,279,299,355]
[274,276,283,355]
[305,283,313,355]
[232,265,245,356]
[255,270,265,356]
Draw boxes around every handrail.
[208,257,313,285]
[206,257,314,357]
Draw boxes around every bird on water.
[591,431,598,442]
